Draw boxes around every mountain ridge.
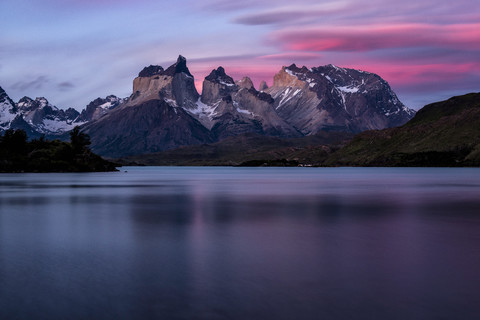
[1,56,415,157]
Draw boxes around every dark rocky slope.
[325,93,480,166]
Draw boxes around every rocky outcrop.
[128,55,199,109]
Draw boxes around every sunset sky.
[1,0,479,110]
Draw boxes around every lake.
[1,167,480,319]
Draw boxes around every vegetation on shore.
[0,127,118,172]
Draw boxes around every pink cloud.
[272,23,480,52]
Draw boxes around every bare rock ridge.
[1,56,416,158]
[128,55,198,109]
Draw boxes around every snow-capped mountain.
[0,86,123,138]
[16,96,81,135]
[1,56,415,157]
[76,95,126,122]
[0,86,18,131]
[265,64,415,134]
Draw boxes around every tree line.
[0,127,117,172]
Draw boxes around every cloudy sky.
[1,0,479,110]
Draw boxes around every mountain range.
[1,55,415,158]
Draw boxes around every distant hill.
[325,93,480,166]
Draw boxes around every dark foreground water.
[1,167,480,319]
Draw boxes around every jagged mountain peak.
[1,86,18,129]
[137,56,192,79]
[0,86,80,136]
[201,67,237,105]
[272,66,308,88]
[0,86,16,109]
[258,81,268,91]
[285,64,310,74]
[205,67,235,86]
[163,55,193,77]
[17,96,58,112]
[77,95,125,122]
[236,77,254,89]
[0,86,8,100]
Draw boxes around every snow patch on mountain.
[0,101,17,126]
[336,85,360,93]
[41,119,85,133]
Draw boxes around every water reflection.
[1,167,480,319]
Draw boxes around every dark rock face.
[163,55,193,77]
[82,99,215,158]
[138,65,165,77]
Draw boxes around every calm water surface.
[1,167,480,319]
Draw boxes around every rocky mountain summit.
[265,64,415,134]
[1,55,415,157]
[0,86,123,138]
[1,87,80,138]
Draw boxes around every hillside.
[325,93,480,166]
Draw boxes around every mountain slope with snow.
[265,64,415,134]
[1,56,415,157]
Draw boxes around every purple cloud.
[11,76,50,92]
[58,81,75,91]
[232,4,346,25]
